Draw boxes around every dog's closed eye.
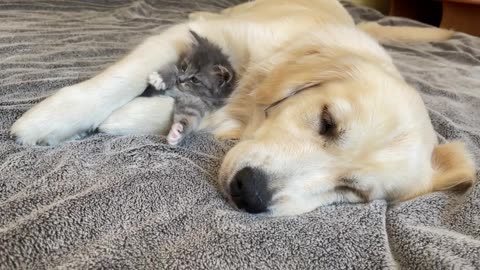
[319,106,338,139]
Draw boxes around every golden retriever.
[11,0,475,216]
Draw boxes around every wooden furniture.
[389,0,480,37]
[389,0,442,26]
[441,0,480,36]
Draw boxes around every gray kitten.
[142,31,235,145]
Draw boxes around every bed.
[1,0,479,269]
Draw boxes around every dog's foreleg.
[10,23,191,146]
[97,96,174,136]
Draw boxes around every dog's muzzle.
[229,167,272,214]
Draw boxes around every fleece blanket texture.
[1,0,479,269]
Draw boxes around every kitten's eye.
[319,106,336,137]
[190,76,201,84]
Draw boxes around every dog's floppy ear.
[253,49,359,106]
[430,141,476,193]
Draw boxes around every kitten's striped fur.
[144,31,235,145]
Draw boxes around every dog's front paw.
[10,85,102,146]
[148,72,166,91]
[167,122,184,146]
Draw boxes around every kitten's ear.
[212,65,233,86]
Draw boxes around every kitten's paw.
[167,123,184,145]
[148,72,166,91]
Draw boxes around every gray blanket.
[1,1,479,269]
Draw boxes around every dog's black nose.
[229,167,271,214]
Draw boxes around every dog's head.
[219,40,475,216]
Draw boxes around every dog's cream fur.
[11,0,475,216]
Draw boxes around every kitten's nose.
[177,75,187,83]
